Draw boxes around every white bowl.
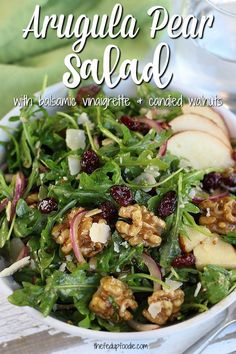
[0,82,236,353]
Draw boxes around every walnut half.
[89,276,138,322]
[116,204,165,247]
[52,208,108,258]
[143,289,184,325]
[199,197,236,234]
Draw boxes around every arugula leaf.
[39,158,71,183]
[20,131,32,168]
[102,113,134,146]
[41,269,100,316]
[79,161,121,193]
[23,160,39,197]
[9,269,100,317]
[14,199,47,237]
[115,150,168,171]
[159,174,183,268]
[97,318,128,332]
[50,184,110,206]
[40,200,77,248]
[173,268,199,282]
[0,125,21,171]
[222,232,236,245]
[200,265,232,304]
[96,231,143,273]
[8,282,44,307]
[134,190,151,206]
[0,172,12,199]
[122,130,171,155]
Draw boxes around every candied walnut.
[199,197,236,234]
[116,204,165,247]
[52,207,108,257]
[89,276,138,322]
[143,289,184,325]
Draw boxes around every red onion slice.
[138,117,163,132]
[127,320,160,331]
[142,253,162,291]
[69,210,87,263]
[138,117,171,133]
[158,142,167,157]
[192,191,228,204]
[11,172,26,220]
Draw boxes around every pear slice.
[167,131,234,169]
[180,226,208,253]
[194,236,236,270]
[182,105,229,136]
[170,114,230,148]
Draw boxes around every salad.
[0,83,236,332]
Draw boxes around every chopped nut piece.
[89,276,138,322]
[116,204,165,247]
[143,289,184,325]
[26,193,38,207]
[52,207,108,257]
[199,197,236,234]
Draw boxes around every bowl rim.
[0,81,236,339]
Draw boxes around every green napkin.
[0,0,169,117]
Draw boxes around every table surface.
[1,294,236,354]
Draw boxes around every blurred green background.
[0,0,169,117]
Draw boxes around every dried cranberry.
[100,201,118,222]
[81,150,100,174]
[38,198,58,214]
[222,174,236,188]
[202,172,222,191]
[76,84,100,105]
[157,191,177,218]
[110,185,133,206]
[171,253,195,267]
[120,116,149,134]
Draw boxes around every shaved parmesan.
[68,155,81,175]
[90,223,111,244]
[194,282,202,297]
[85,208,102,217]
[114,242,120,253]
[188,188,196,199]
[165,279,183,292]
[145,110,154,120]
[66,129,86,150]
[59,262,67,272]
[133,172,156,192]
[77,112,94,129]
[0,256,30,277]
[148,302,162,318]
[144,166,160,178]
[65,255,73,261]
[6,201,12,222]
